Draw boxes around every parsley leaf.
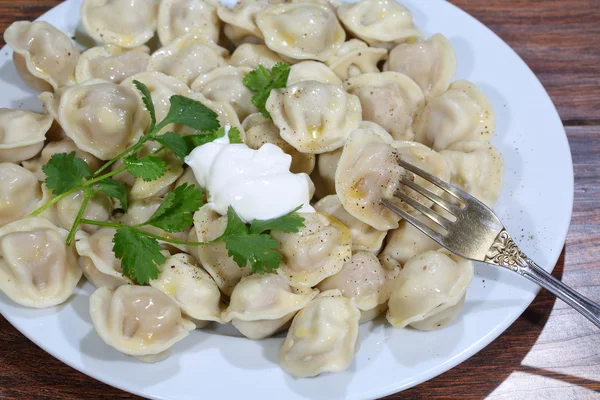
[132,80,156,130]
[217,206,249,239]
[226,127,243,144]
[42,152,91,195]
[183,126,243,151]
[154,131,188,162]
[123,155,167,182]
[160,95,220,133]
[145,183,205,233]
[113,226,164,284]
[225,234,281,274]
[96,179,129,212]
[243,62,290,118]
[249,206,305,234]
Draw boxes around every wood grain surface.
[1,1,599,399]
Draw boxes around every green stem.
[80,219,124,229]
[93,135,153,177]
[66,186,93,245]
[30,186,78,216]
[83,167,127,187]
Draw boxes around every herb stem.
[83,167,128,187]
[29,186,78,216]
[80,219,124,229]
[92,135,153,177]
[66,186,93,245]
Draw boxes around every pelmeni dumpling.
[54,190,113,234]
[0,109,52,163]
[0,217,81,308]
[384,34,457,100]
[58,80,148,160]
[242,113,315,174]
[440,141,504,207]
[217,0,283,45]
[150,253,223,325]
[158,0,221,45]
[387,249,473,330]
[228,43,284,69]
[378,218,439,270]
[222,273,318,339]
[267,80,361,153]
[287,61,342,86]
[90,285,195,362]
[414,80,496,151]
[75,45,150,84]
[23,139,102,182]
[256,2,345,61]
[337,0,422,49]
[314,195,387,253]
[81,0,160,48]
[4,21,80,91]
[326,39,387,80]
[273,212,351,288]
[311,148,341,198]
[335,128,405,230]
[175,167,201,190]
[279,290,360,377]
[345,72,425,141]
[0,164,43,227]
[192,66,257,121]
[318,251,398,322]
[75,228,132,289]
[188,205,252,296]
[148,33,228,86]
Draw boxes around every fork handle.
[519,257,600,328]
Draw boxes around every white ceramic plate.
[0,0,573,399]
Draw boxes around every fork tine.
[394,191,454,231]
[381,199,445,245]
[400,176,461,215]
[397,158,463,200]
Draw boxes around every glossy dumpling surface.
[325,39,387,80]
[0,109,51,163]
[75,44,150,84]
[0,164,42,228]
[158,0,221,45]
[228,43,284,69]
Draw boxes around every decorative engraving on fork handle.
[484,229,528,271]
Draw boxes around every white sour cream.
[185,127,315,222]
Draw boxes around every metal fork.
[382,158,600,328]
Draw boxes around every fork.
[381,158,600,328]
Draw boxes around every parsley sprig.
[243,62,290,118]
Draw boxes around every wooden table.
[1,1,599,399]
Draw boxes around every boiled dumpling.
[387,249,473,330]
[256,2,345,61]
[378,218,439,270]
[242,113,315,174]
[4,21,80,91]
[325,39,387,80]
[318,251,398,322]
[81,0,160,48]
[188,205,252,296]
[267,80,361,153]
[90,285,195,361]
[337,0,422,49]
[75,45,150,84]
[0,217,81,308]
[148,33,228,86]
[279,290,360,377]
[158,0,221,45]
[345,72,425,141]
[222,273,318,339]
[0,164,43,228]
[54,190,113,234]
[192,65,257,121]
[174,167,201,189]
[287,61,342,86]
[335,127,405,230]
[314,195,387,253]
[273,212,351,288]
[440,141,504,207]
[228,43,284,69]
[0,109,52,163]
[217,0,284,45]
[414,80,496,151]
[75,228,132,289]
[384,34,457,100]
[58,80,148,160]
[150,253,223,325]
[311,148,341,199]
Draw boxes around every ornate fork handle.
[485,229,600,328]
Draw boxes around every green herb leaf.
[42,152,91,195]
[123,155,167,182]
[161,95,220,133]
[145,183,205,233]
[155,131,188,161]
[226,127,243,144]
[113,226,164,284]
[243,62,290,118]
[249,206,305,234]
[217,206,249,240]
[96,178,129,212]
[132,80,156,130]
[225,234,282,274]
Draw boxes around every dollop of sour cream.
[185,126,315,222]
